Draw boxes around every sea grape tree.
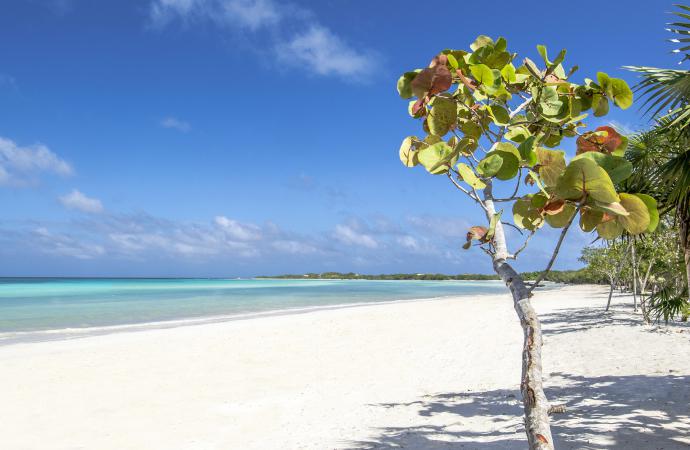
[396,36,657,449]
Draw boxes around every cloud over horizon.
[0,136,73,186]
[59,189,104,214]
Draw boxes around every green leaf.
[633,193,659,233]
[539,86,564,116]
[488,142,520,180]
[580,208,604,232]
[527,170,550,197]
[461,120,483,139]
[597,219,623,239]
[617,193,651,235]
[555,158,619,203]
[470,64,495,86]
[417,142,456,175]
[544,203,576,228]
[456,163,486,189]
[427,96,457,136]
[477,153,503,177]
[470,35,494,51]
[455,136,478,155]
[397,71,419,99]
[487,105,510,125]
[513,196,544,231]
[518,136,537,166]
[536,147,566,187]
[608,78,633,110]
[591,200,629,216]
[596,72,611,92]
[572,152,633,184]
[399,136,424,167]
[446,54,459,70]
[505,126,531,143]
[485,211,502,241]
[501,63,516,83]
[593,95,609,117]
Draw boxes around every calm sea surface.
[0,278,509,342]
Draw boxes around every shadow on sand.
[346,300,690,449]
[346,373,690,449]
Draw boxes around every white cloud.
[4,211,491,272]
[277,25,374,78]
[148,0,375,80]
[219,0,281,30]
[150,0,281,29]
[59,190,104,214]
[0,137,73,186]
[272,239,319,254]
[33,227,105,260]
[333,224,378,249]
[214,216,262,241]
[160,116,191,132]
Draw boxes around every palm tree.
[625,4,690,304]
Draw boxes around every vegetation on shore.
[258,269,597,283]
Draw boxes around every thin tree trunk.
[606,242,630,311]
[680,209,690,303]
[483,182,554,450]
[606,275,617,311]
[640,258,654,324]
[631,243,638,312]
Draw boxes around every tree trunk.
[680,208,690,303]
[606,242,630,312]
[483,183,554,450]
[640,259,654,324]
[606,276,615,311]
[631,243,638,312]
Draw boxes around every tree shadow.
[539,307,641,336]
[345,373,690,449]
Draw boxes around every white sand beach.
[0,285,688,449]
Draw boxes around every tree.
[396,37,656,449]
[625,4,690,306]
[579,240,629,310]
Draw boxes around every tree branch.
[447,172,489,213]
[527,208,579,294]
[510,229,536,260]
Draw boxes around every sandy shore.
[0,285,688,449]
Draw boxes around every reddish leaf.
[456,69,477,90]
[541,199,565,215]
[596,126,623,153]
[429,54,448,68]
[467,226,488,241]
[576,126,623,155]
[411,63,452,99]
[524,173,536,186]
[411,99,425,115]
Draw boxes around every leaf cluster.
[397,36,655,247]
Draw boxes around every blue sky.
[0,0,677,276]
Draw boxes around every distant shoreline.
[256,269,597,283]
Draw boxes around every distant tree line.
[257,269,601,283]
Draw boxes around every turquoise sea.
[0,278,509,343]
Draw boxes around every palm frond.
[623,66,690,120]
[648,283,689,324]
[668,4,690,60]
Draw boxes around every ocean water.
[0,278,509,342]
